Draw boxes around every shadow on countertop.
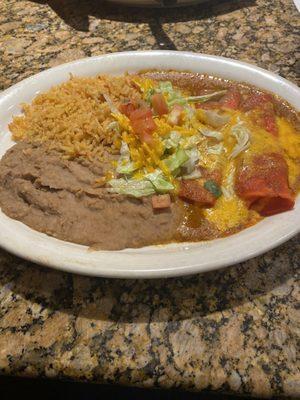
[0,234,298,324]
[29,0,256,49]
[0,375,256,400]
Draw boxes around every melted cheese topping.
[206,114,300,233]
[204,195,258,232]
[203,160,259,232]
[114,78,300,235]
[277,117,300,189]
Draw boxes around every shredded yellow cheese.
[277,117,300,189]
[133,77,155,93]
[113,78,299,233]
[204,195,258,232]
[113,112,174,181]
[112,113,132,133]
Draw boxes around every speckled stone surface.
[0,0,299,397]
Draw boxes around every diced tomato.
[167,105,184,126]
[139,130,154,145]
[129,107,153,120]
[179,180,216,207]
[120,103,157,141]
[151,93,168,116]
[119,102,137,117]
[152,194,171,209]
[128,107,156,144]
[130,117,156,144]
[236,153,295,216]
[220,88,241,110]
[130,117,156,139]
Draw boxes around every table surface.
[0,0,299,398]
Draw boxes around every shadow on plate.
[29,0,256,49]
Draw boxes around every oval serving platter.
[0,51,299,278]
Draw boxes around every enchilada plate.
[0,51,299,278]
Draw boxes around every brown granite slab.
[0,0,299,397]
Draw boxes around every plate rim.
[1,50,300,100]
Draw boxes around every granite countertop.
[0,0,299,397]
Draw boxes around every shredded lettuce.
[207,143,224,155]
[157,81,187,107]
[103,93,119,114]
[163,132,202,156]
[221,164,236,198]
[181,169,202,180]
[200,109,230,128]
[185,105,196,119]
[145,170,174,193]
[116,142,137,175]
[106,121,120,133]
[109,169,174,197]
[172,167,181,177]
[158,81,173,92]
[144,88,155,103]
[158,83,227,107]
[116,162,137,175]
[221,187,232,199]
[163,131,182,150]
[187,90,227,103]
[230,121,250,159]
[164,148,189,172]
[163,134,201,177]
[168,96,187,107]
[181,134,201,149]
[200,127,223,141]
[182,148,200,174]
[108,178,155,198]
[120,141,130,157]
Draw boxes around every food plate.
[0,51,299,278]
[293,0,300,12]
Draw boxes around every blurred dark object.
[30,0,256,33]
[0,375,256,400]
[29,0,255,50]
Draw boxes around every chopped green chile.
[204,180,222,198]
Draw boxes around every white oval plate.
[0,51,299,278]
[293,0,300,12]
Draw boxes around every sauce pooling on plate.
[0,71,299,249]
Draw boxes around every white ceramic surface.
[293,0,300,12]
[0,51,299,278]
